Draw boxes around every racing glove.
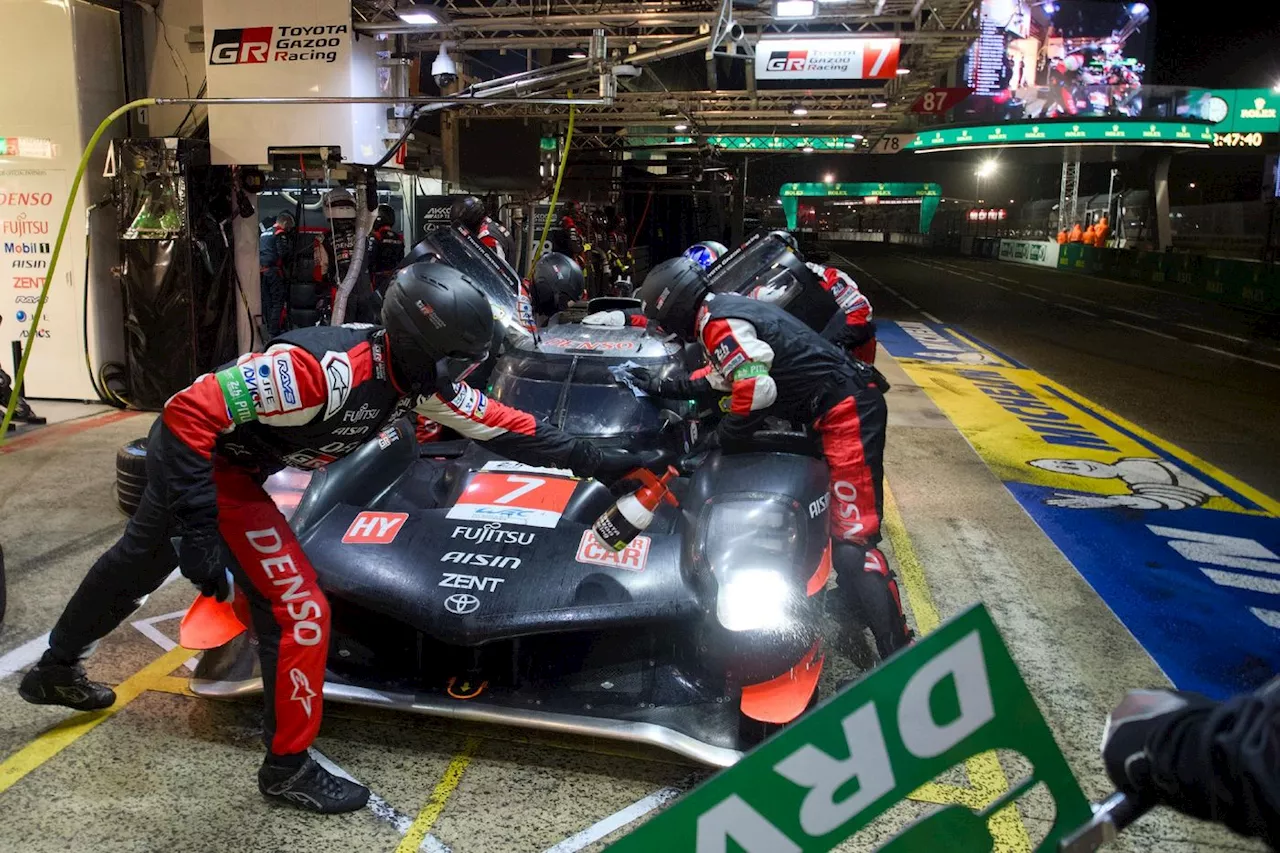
[624,366,716,401]
[178,529,234,602]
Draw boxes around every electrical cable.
[528,92,576,279]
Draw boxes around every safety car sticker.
[575,530,650,572]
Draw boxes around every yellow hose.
[0,98,158,443]
[528,92,576,279]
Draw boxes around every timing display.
[1212,131,1271,148]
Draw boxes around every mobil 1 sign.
[605,605,1089,852]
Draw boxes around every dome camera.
[432,43,458,88]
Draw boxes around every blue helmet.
[682,241,728,270]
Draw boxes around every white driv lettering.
[773,701,895,836]
[695,794,802,853]
[438,573,506,592]
[249,526,325,647]
[440,551,522,570]
[897,630,995,758]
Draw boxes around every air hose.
[0,98,157,442]
[528,92,576,280]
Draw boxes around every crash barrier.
[1057,244,1280,313]
[819,232,926,246]
[996,238,1060,269]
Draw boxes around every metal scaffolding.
[1058,146,1082,233]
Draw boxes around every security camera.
[727,21,746,42]
[612,64,642,79]
[432,43,458,88]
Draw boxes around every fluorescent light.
[871,100,888,108]
[568,49,587,59]
[823,173,835,183]
[398,9,439,24]
[673,122,689,131]
[843,142,855,148]
[774,0,816,18]
[791,105,808,116]
[802,145,814,153]
[896,68,911,75]
[790,121,800,127]
[851,133,864,140]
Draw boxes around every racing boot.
[259,754,370,814]
[0,367,46,425]
[19,658,116,711]
[834,544,913,661]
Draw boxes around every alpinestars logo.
[210,25,347,66]
[289,668,317,717]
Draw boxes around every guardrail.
[822,232,1280,313]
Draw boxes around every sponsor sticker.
[444,593,480,615]
[215,366,258,425]
[446,471,578,528]
[273,352,301,410]
[450,384,484,417]
[480,460,576,478]
[575,530,651,572]
[376,427,399,449]
[341,511,409,544]
[320,351,352,419]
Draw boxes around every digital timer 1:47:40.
[1213,131,1267,147]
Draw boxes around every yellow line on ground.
[395,736,481,853]
[884,481,1033,852]
[0,645,193,795]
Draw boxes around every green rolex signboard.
[604,604,1090,853]
[902,121,1212,151]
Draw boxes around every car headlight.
[700,497,803,632]
[716,569,792,632]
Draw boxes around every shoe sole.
[260,789,371,814]
[18,684,116,712]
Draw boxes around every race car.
[187,309,842,766]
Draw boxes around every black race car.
[189,313,845,765]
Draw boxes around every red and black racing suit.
[368,225,405,298]
[477,217,515,265]
[45,324,598,758]
[696,294,909,656]
[806,262,877,364]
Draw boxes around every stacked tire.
[116,438,148,516]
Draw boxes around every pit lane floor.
[0,356,1265,851]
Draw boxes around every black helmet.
[532,252,585,316]
[450,196,486,231]
[770,229,799,252]
[381,262,494,392]
[374,203,396,230]
[638,256,710,342]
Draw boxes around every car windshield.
[490,354,665,439]
[707,229,796,295]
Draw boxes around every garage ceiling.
[351,0,979,148]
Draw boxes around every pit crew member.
[18,262,645,814]
[451,195,514,263]
[627,256,911,658]
[804,261,877,364]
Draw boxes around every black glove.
[590,446,645,488]
[625,366,714,401]
[179,529,234,602]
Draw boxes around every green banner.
[778,182,941,234]
[706,136,863,151]
[604,604,1089,853]
[901,121,1212,152]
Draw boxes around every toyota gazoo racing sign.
[209,24,348,65]
[754,37,900,81]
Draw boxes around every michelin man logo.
[1029,457,1221,510]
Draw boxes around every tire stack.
[116,438,148,517]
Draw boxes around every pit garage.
[0,1,1275,851]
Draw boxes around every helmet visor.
[437,352,490,384]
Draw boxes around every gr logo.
[210,27,273,65]
[766,50,807,72]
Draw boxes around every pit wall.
[822,232,1280,314]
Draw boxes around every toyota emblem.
[445,593,480,615]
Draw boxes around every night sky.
[743,2,1280,205]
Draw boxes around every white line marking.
[1175,323,1250,343]
[311,751,452,852]
[900,296,922,310]
[921,310,943,323]
[1058,303,1098,317]
[130,610,201,672]
[542,786,683,853]
[0,632,51,680]
[1109,319,1178,340]
[1059,292,1101,306]
[1192,343,1280,371]
[1023,283,1054,294]
[0,570,183,680]
[1021,293,1049,302]
[1113,306,1161,320]
[987,283,1011,291]
[993,274,1020,283]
